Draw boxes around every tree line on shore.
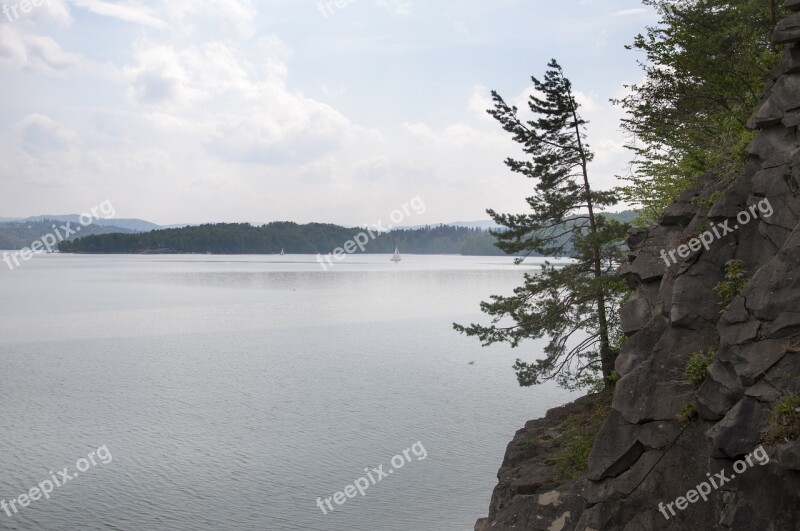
[56,222,509,255]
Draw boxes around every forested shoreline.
[56,211,637,256]
[57,222,508,255]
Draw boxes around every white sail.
[391,246,401,262]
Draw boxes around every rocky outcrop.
[476,5,800,530]
[474,396,596,531]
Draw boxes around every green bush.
[685,348,715,385]
[677,403,698,423]
[713,260,747,309]
[767,394,800,443]
[693,191,724,208]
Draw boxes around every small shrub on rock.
[685,348,715,385]
[767,394,800,443]
[677,403,698,423]
[713,259,747,309]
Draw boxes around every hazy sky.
[0,0,658,225]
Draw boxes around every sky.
[0,0,659,226]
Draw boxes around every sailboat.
[391,246,401,263]
[280,249,285,256]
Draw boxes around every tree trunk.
[568,93,613,389]
[769,0,777,29]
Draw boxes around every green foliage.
[454,60,630,391]
[549,392,613,480]
[677,402,698,423]
[615,0,783,222]
[693,191,724,208]
[685,348,715,385]
[713,259,748,308]
[767,394,800,443]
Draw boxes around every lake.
[0,253,576,530]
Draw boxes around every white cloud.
[118,36,371,165]
[12,0,73,25]
[71,0,171,30]
[573,90,598,112]
[0,25,81,74]
[160,0,257,40]
[0,0,649,224]
[208,99,357,164]
[123,43,206,106]
[613,8,648,17]
[209,0,257,39]
[14,113,77,154]
[467,85,493,120]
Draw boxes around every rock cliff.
[476,5,800,530]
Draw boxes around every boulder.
[706,397,771,458]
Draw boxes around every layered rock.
[476,5,800,530]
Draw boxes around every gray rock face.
[587,410,643,481]
[615,314,667,376]
[706,397,771,458]
[619,296,653,336]
[696,359,743,420]
[475,13,800,530]
[774,12,800,44]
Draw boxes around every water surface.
[0,254,576,530]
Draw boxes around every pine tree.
[454,60,629,391]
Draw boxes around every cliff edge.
[476,5,800,530]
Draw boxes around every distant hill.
[0,220,134,250]
[22,216,161,232]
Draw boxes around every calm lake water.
[0,254,576,531]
